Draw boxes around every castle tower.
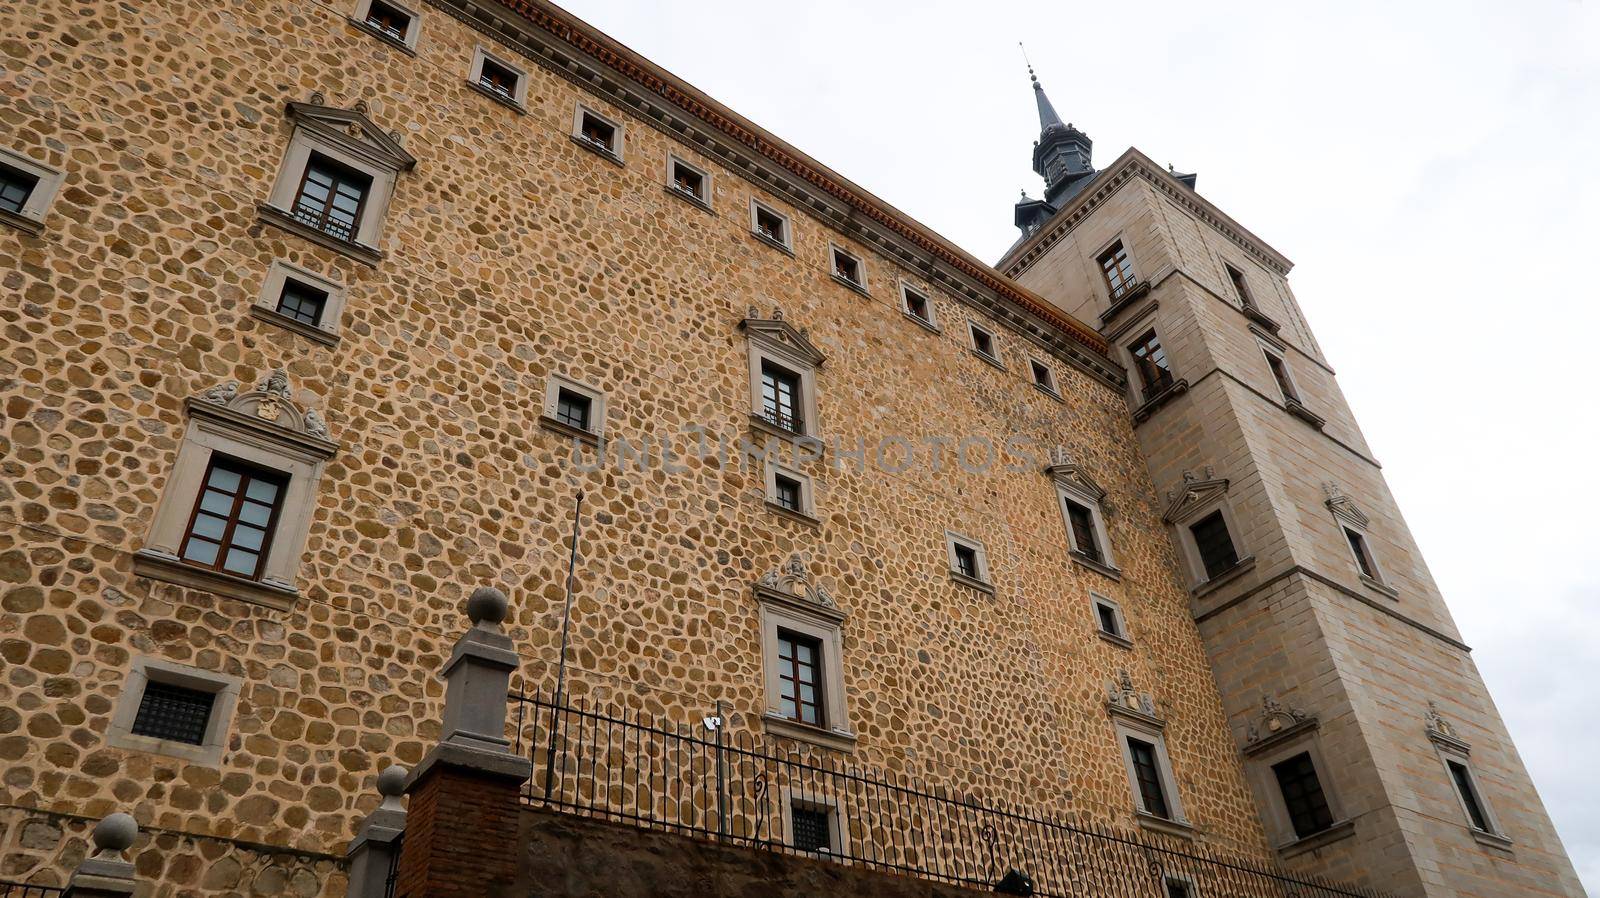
[997,98,1585,896]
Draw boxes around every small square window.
[791,803,832,852]
[481,58,519,97]
[773,475,802,511]
[1190,510,1240,581]
[363,0,413,42]
[276,278,329,326]
[131,680,216,746]
[554,388,592,432]
[1165,877,1195,898]
[901,283,934,325]
[0,163,38,215]
[764,462,814,519]
[969,323,998,361]
[1096,602,1121,637]
[954,545,978,577]
[468,47,528,110]
[1030,359,1057,394]
[1091,594,1128,644]
[669,157,708,204]
[576,109,620,156]
[1098,240,1137,299]
[751,200,791,249]
[945,532,991,590]
[830,246,864,289]
[541,374,607,441]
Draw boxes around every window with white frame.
[470,47,529,110]
[1090,593,1130,646]
[830,244,866,291]
[945,531,992,592]
[134,370,336,610]
[351,0,421,51]
[573,104,624,159]
[540,373,607,443]
[1112,716,1187,830]
[259,99,416,265]
[252,260,348,345]
[900,282,935,327]
[742,311,824,441]
[0,146,65,235]
[765,462,816,521]
[1050,462,1116,576]
[667,155,710,206]
[107,657,243,767]
[1343,526,1381,581]
[755,556,854,750]
[968,322,1000,364]
[750,199,793,251]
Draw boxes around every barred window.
[791,804,832,852]
[773,474,803,512]
[364,0,413,40]
[1272,752,1335,838]
[953,544,979,579]
[179,457,287,581]
[292,154,370,243]
[577,110,617,153]
[1190,510,1240,580]
[777,630,824,727]
[1098,241,1137,298]
[902,284,932,323]
[670,158,706,202]
[131,681,216,745]
[761,361,804,434]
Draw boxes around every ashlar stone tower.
[998,76,1585,898]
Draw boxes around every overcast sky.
[555,0,1599,886]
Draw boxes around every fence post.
[63,814,138,898]
[345,765,407,898]
[393,586,533,898]
[714,699,728,842]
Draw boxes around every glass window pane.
[182,540,219,565]
[223,548,260,576]
[238,500,273,527]
[199,489,235,516]
[207,466,242,492]
[231,524,266,551]
[191,513,228,541]
[245,478,279,503]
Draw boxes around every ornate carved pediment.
[1044,446,1107,502]
[189,369,337,457]
[1323,482,1370,529]
[1162,467,1229,523]
[740,307,826,368]
[1242,695,1316,755]
[754,554,843,622]
[287,95,417,172]
[1105,669,1161,724]
[1426,701,1470,752]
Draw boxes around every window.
[1448,760,1491,832]
[1030,359,1058,394]
[1054,469,1116,576]
[830,245,865,290]
[0,146,66,235]
[945,531,992,591]
[107,658,242,767]
[1128,329,1173,395]
[900,283,934,326]
[1345,528,1376,579]
[275,279,328,326]
[290,153,371,244]
[773,475,802,511]
[1272,752,1335,839]
[1128,736,1171,818]
[1263,348,1300,403]
[1097,602,1121,636]
[252,261,347,345]
[1225,263,1255,309]
[352,0,420,49]
[541,373,607,441]
[572,105,623,159]
[554,389,592,432]
[777,630,825,726]
[760,360,804,434]
[178,457,287,581]
[1165,877,1195,898]
[1091,593,1130,646]
[1098,240,1137,299]
[790,804,832,852]
[1064,497,1104,564]
[750,199,792,250]
[464,47,529,110]
[968,323,999,362]
[131,681,216,746]
[667,156,709,205]
[0,164,37,214]
[764,462,815,520]
[1190,510,1240,580]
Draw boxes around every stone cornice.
[423,0,1124,390]
[999,149,1295,280]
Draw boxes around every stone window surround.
[828,241,868,294]
[259,103,413,267]
[1430,731,1511,849]
[1110,706,1191,835]
[1340,520,1392,595]
[1163,873,1199,898]
[749,197,794,253]
[1114,307,1174,404]
[1169,491,1251,591]
[1092,231,1143,303]
[781,786,847,855]
[107,656,243,768]
[571,102,624,161]
[1256,335,1303,404]
[134,377,337,610]
[469,45,531,112]
[1029,356,1060,397]
[944,529,994,594]
[756,575,855,752]
[1089,591,1132,649]
[665,153,712,209]
[1242,722,1355,856]
[746,333,820,441]
[251,259,348,346]
[764,459,818,524]
[349,0,423,53]
[967,320,1003,367]
[898,279,939,331]
[539,372,608,444]
[0,144,66,236]
[1056,480,1117,576]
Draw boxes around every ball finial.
[92,813,138,855]
[466,586,509,626]
[376,764,408,798]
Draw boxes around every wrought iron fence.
[509,685,1389,898]
[0,882,65,897]
[382,833,403,898]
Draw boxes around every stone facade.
[0,2,1579,898]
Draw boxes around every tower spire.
[1024,47,1065,132]
[1011,46,1096,238]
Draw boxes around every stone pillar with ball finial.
[64,813,139,898]
[391,586,532,898]
[344,764,409,898]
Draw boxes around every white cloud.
[560,0,1599,888]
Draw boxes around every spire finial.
[1020,42,1040,86]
